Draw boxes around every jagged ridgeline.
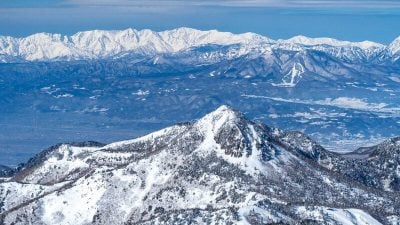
[1,106,400,225]
[1,27,400,62]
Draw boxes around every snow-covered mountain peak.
[24,32,65,42]
[283,35,384,49]
[195,105,244,133]
[284,35,343,46]
[200,104,240,120]
[194,106,278,164]
[389,36,400,56]
[357,40,386,49]
[159,27,271,51]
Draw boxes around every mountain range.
[1,27,400,62]
[1,106,400,225]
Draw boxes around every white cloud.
[315,97,388,110]
[63,0,400,8]
[242,94,400,115]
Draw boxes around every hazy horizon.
[1,1,400,44]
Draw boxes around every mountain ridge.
[1,27,399,62]
[1,105,400,224]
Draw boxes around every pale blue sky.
[1,0,400,43]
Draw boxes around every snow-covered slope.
[1,106,399,225]
[389,36,400,59]
[0,27,397,63]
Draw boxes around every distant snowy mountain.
[0,28,270,61]
[0,27,398,63]
[389,36,400,59]
[1,106,400,225]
